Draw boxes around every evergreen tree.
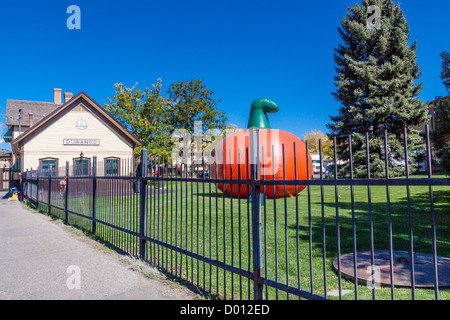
[327,0,428,177]
[440,51,450,92]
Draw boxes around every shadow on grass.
[290,190,450,264]
[193,192,233,198]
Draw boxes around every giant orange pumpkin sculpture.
[211,98,312,199]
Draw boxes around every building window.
[105,158,120,176]
[73,158,90,176]
[40,158,58,176]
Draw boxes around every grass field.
[31,175,450,300]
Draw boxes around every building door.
[0,168,10,191]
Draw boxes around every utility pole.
[18,109,22,135]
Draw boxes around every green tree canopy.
[167,79,227,133]
[430,96,450,174]
[104,79,227,158]
[327,0,428,177]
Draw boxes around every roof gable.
[12,92,142,147]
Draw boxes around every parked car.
[310,153,325,178]
[198,169,210,178]
[324,165,334,178]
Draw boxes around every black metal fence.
[22,126,449,300]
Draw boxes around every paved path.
[0,193,195,300]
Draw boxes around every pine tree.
[327,0,429,177]
[441,51,450,92]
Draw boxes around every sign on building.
[63,139,100,146]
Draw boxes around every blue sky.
[0,0,449,150]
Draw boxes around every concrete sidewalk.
[0,193,195,300]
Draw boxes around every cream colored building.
[7,90,141,176]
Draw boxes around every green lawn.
[36,175,450,300]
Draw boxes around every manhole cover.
[333,250,450,288]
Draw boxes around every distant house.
[4,89,63,173]
[4,89,141,184]
[0,150,12,169]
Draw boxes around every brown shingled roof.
[6,99,61,126]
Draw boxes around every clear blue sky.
[0,0,449,150]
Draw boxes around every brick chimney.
[29,113,33,127]
[64,92,73,103]
[54,88,62,104]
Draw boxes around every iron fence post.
[65,162,69,224]
[249,127,264,300]
[48,169,52,215]
[36,166,40,208]
[139,149,148,260]
[29,169,32,199]
[18,166,23,201]
[92,156,97,234]
[25,169,28,199]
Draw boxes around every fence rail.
[22,126,450,300]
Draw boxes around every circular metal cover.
[333,250,450,288]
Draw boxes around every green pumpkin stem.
[247,98,279,129]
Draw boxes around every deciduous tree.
[105,78,228,158]
[104,79,173,157]
[167,79,227,133]
[431,51,450,174]
[302,130,334,160]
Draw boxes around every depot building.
[4,89,141,177]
